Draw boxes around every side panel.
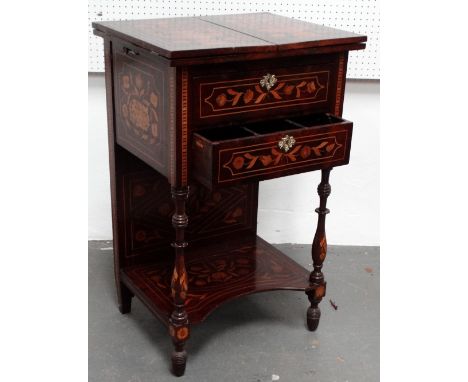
[112,39,171,178]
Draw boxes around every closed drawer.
[192,114,352,188]
[191,55,340,127]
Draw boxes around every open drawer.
[192,113,353,188]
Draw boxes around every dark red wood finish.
[200,13,367,50]
[93,13,365,61]
[112,40,171,176]
[111,148,259,267]
[190,54,339,127]
[93,13,366,377]
[192,115,352,188]
[121,234,310,325]
[306,168,332,330]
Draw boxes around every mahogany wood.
[102,38,129,312]
[121,234,309,324]
[93,17,274,59]
[112,148,259,268]
[93,13,366,377]
[169,186,190,376]
[93,13,365,61]
[200,13,367,50]
[192,114,352,188]
[168,43,362,67]
[190,54,340,127]
[306,168,332,331]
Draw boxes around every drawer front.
[192,116,352,187]
[217,128,350,184]
[191,56,339,127]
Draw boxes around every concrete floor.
[89,241,379,382]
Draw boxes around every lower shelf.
[121,235,310,324]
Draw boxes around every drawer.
[191,55,340,127]
[192,114,352,188]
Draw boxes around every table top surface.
[93,12,366,59]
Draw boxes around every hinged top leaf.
[93,12,366,61]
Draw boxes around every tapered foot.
[307,169,331,332]
[307,306,321,331]
[118,282,133,314]
[171,350,187,377]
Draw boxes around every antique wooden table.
[93,13,366,376]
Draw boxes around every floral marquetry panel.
[121,235,310,323]
[120,167,258,264]
[191,56,340,127]
[94,13,366,376]
[120,71,160,144]
[198,70,329,119]
[113,48,169,176]
[222,135,342,176]
[204,72,328,112]
[217,129,351,185]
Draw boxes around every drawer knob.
[260,73,277,91]
[278,135,296,153]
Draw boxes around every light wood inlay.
[169,67,176,185]
[181,68,189,186]
[335,53,345,116]
[93,13,365,376]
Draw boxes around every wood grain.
[93,12,366,61]
[93,17,274,59]
[122,234,310,324]
[192,114,352,188]
[201,13,366,50]
[93,13,366,376]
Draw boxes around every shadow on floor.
[89,241,379,382]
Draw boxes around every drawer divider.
[242,127,261,136]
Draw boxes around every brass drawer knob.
[278,135,296,153]
[260,73,277,91]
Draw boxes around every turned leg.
[169,186,190,377]
[118,281,133,314]
[306,168,331,331]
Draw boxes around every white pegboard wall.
[88,1,379,79]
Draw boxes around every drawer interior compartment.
[192,113,353,188]
[287,113,343,128]
[196,126,255,141]
[243,119,301,135]
[195,113,346,141]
